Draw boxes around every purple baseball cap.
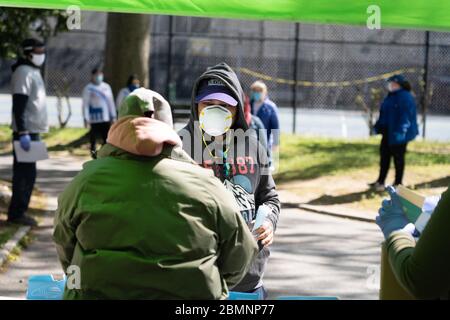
[195,78,238,106]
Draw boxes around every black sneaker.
[368,181,379,187]
[369,182,386,192]
[7,215,38,227]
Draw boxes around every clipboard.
[14,141,49,163]
[396,185,426,223]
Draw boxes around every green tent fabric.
[0,0,449,31]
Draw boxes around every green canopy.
[0,0,449,31]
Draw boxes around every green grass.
[275,134,450,212]
[0,126,12,151]
[42,127,88,147]
[0,221,19,249]
[275,134,450,183]
[0,126,11,141]
[2,124,449,181]
[0,125,89,154]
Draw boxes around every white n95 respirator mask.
[30,53,46,67]
[199,105,233,137]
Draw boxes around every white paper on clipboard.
[252,205,271,232]
[14,141,49,163]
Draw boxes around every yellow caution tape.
[238,67,423,88]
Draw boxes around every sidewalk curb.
[0,225,31,267]
[282,202,375,223]
[0,183,49,268]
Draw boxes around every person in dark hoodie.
[7,38,48,226]
[178,63,281,299]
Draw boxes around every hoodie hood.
[184,62,249,134]
[107,116,182,157]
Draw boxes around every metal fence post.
[292,23,300,134]
[166,16,174,102]
[421,30,430,139]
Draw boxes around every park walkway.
[0,154,85,298]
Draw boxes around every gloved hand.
[375,186,410,239]
[19,134,31,151]
[394,132,406,143]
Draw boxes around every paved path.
[264,207,382,300]
[0,153,383,300]
[0,154,86,298]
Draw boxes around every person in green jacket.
[53,88,258,299]
[376,185,450,299]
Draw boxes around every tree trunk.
[104,13,151,98]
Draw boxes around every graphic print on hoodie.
[179,62,281,292]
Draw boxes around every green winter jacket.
[53,142,258,299]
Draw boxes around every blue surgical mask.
[251,92,262,102]
[95,74,104,84]
[128,84,139,92]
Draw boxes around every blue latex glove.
[375,186,410,239]
[19,134,31,151]
[394,132,406,143]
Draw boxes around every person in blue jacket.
[250,81,280,171]
[370,75,419,191]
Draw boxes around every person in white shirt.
[82,67,116,158]
[115,74,140,109]
[8,38,48,226]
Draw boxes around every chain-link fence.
[148,16,450,136]
[0,12,105,98]
[0,13,449,135]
